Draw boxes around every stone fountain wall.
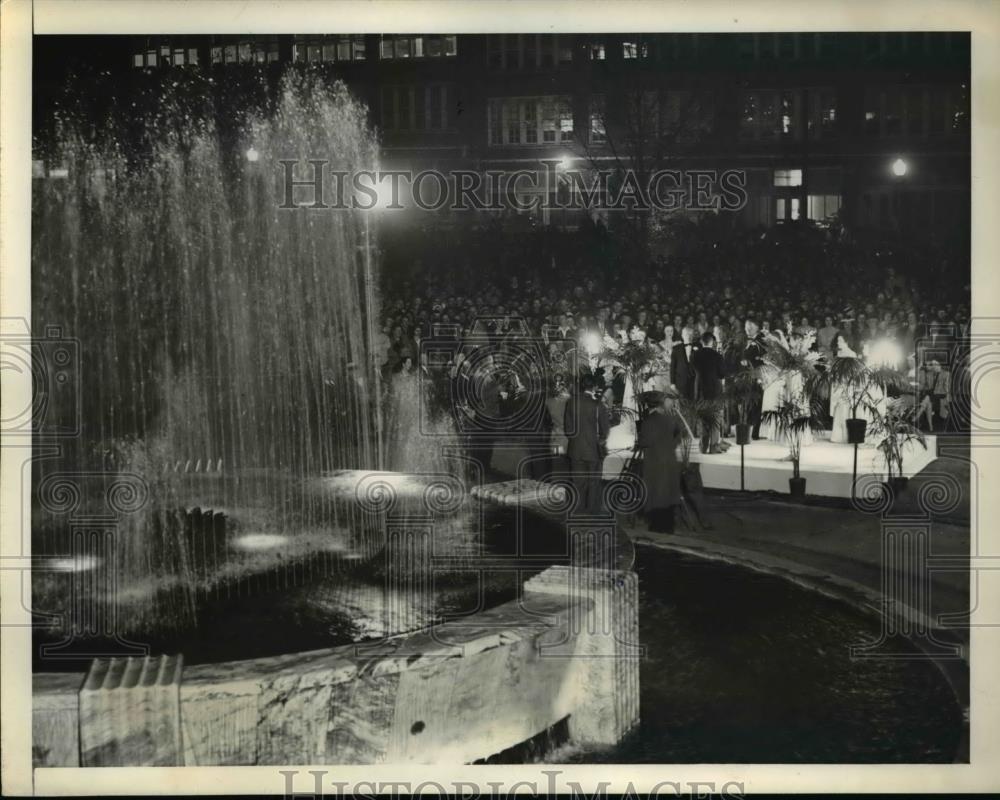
[33,566,640,766]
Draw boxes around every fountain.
[31,72,395,635]
[30,70,642,766]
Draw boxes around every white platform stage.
[602,433,938,499]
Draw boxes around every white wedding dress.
[606,375,638,451]
[830,381,851,444]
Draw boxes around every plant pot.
[846,418,867,444]
[789,476,807,498]
[887,476,908,495]
[735,423,751,446]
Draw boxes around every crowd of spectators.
[373,221,972,441]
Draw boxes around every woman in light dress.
[829,334,884,444]
[758,329,788,441]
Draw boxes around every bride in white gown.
[829,335,884,444]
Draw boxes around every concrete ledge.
[33,565,639,766]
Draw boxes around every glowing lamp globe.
[891,158,908,177]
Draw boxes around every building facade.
[38,32,971,240]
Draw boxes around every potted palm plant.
[873,397,927,495]
[827,355,902,444]
[725,366,758,446]
[761,396,821,498]
[671,396,705,492]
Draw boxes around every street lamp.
[891,157,908,177]
[245,147,260,163]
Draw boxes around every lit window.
[487,96,573,146]
[622,40,648,59]
[773,169,803,187]
[590,112,607,143]
[589,42,605,60]
[133,53,144,67]
[807,194,842,220]
[211,46,222,64]
[188,48,199,65]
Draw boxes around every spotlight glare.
[867,338,903,369]
[582,330,602,356]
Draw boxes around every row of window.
[133,35,456,68]
[863,85,970,137]
[480,86,966,148]
[487,96,575,146]
[380,85,453,132]
[132,43,199,68]
[379,35,457,60]
[292,35,366,64]
[133,32,968,70]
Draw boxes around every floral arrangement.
[596,326,670,408]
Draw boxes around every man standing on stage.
[564,374,610,516]
[692,331,726,453]
[742,318,767,440]
[670,325,697,400]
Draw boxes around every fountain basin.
[33,565,640,766]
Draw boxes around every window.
[380,35,456,60]
[487,96,574,146]
[807,89,837,138]
[773,169,803,187]
[133,37,202,68]
[589,41,605,60]
[807,194,841,221]
[557,35,573,63]
[589,96,607,143]
[382,85,452,132]
[740,90,800,140]
[487,35,570,70]
[776,197,801,222]
[293,35,365,63]
[622,40,649,59]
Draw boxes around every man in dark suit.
[742,318,767,439]
[691,331,726,453]
[564,374,610,516]
[670,326,697,400]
